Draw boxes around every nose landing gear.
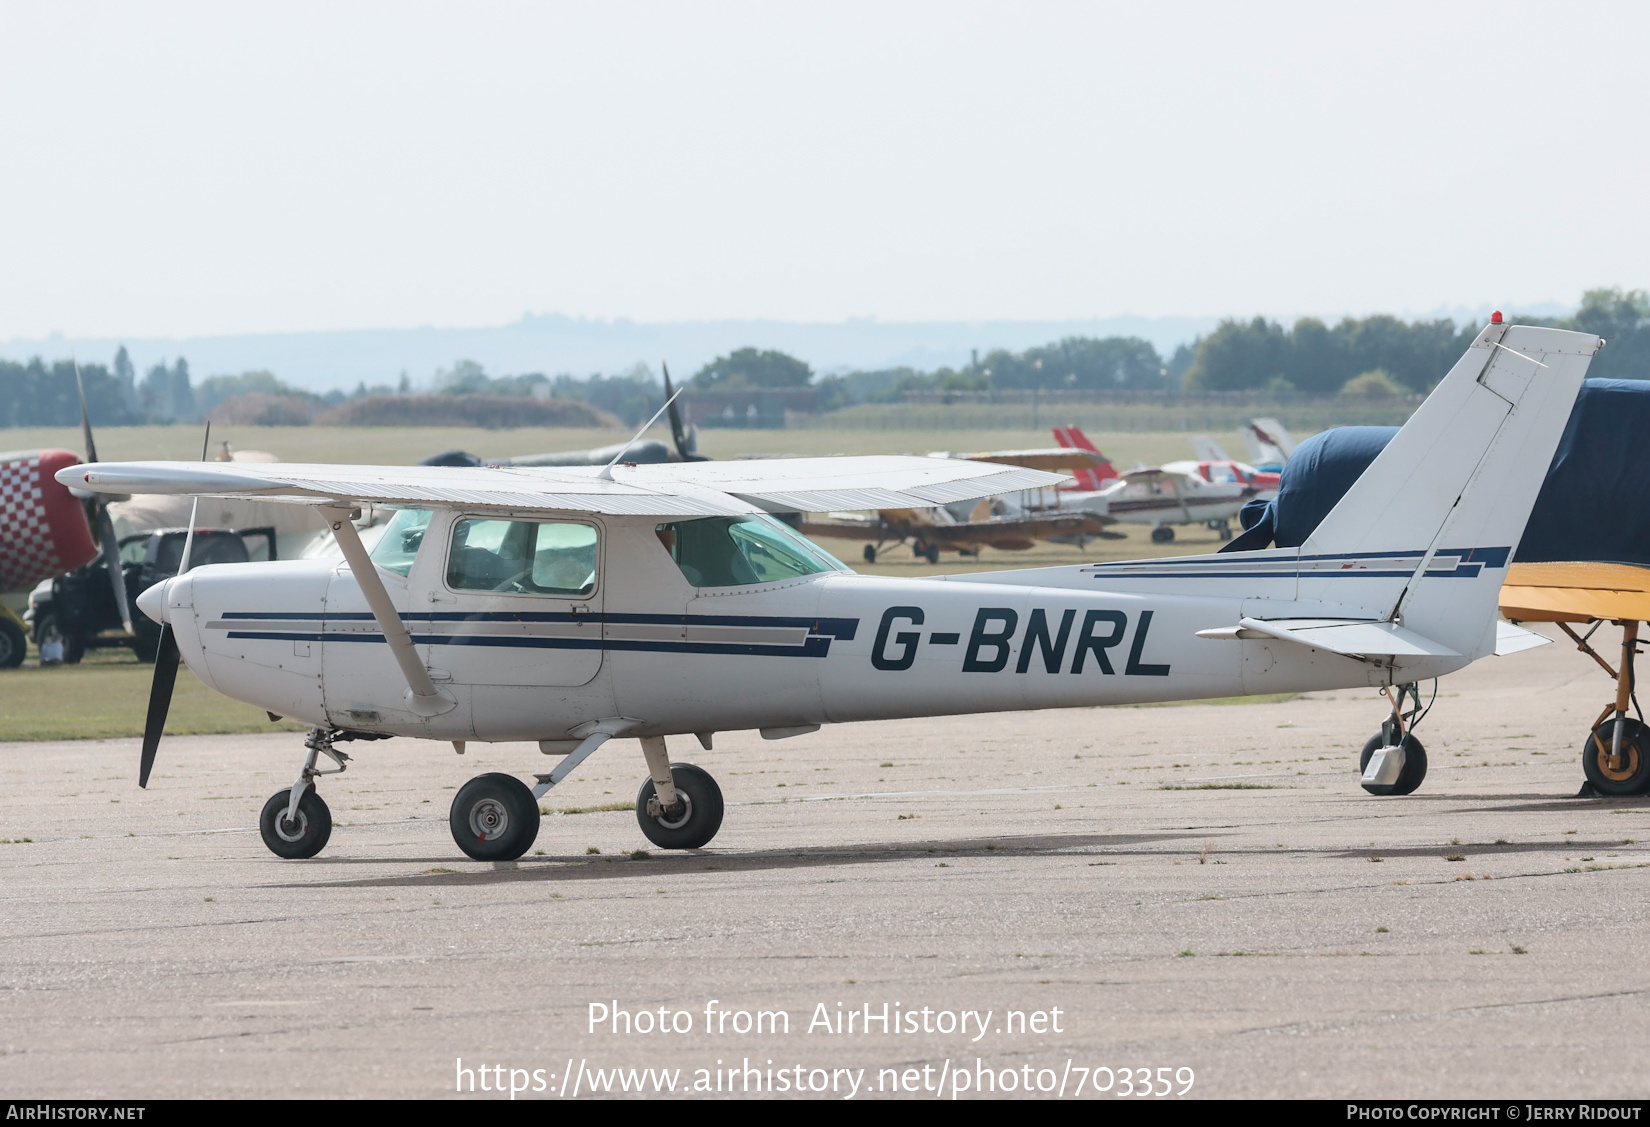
[258,728,350,859]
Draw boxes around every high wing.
[63,457,1066,519]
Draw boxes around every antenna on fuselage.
[597,376,687,482]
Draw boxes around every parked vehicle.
[27,527,275,662]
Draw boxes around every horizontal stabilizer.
[1196,617,1459,658]
[1494,621,1552,656]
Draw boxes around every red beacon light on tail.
[1491,310,1503,324]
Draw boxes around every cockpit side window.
[445,518,598,596]
[654,515,845,588]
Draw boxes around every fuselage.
[149,509,1461,746]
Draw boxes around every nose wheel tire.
[450,773,541,861]
[1581,718,1650,795]
[259,787,333,859]
[635,763,724,849]
[1358,733,1428,796]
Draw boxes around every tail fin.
[1051,425,1118,490]
[1192,435,1231,463]
[1245,418,1294,463]
[1298,323,1602,659]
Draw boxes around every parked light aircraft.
[65,322,1600,861]
[0,370,133,665]
[800,447,1113,562]
[1050,426,1264,543]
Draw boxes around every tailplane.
[1298,322,1603,659]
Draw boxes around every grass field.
[1,422,1239,739]
[0,646,308,741]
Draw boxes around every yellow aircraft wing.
[938,449,1108,473]
[1499,562,1650,623]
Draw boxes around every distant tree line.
[1179,288,1650,394]
[5,290,1647,428]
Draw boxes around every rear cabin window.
[654,515,844,588]
[446,518,598,596]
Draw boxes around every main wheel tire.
[924,544,940,564]
[1359,733,1428,796]
[635,763,724,850]
[1580,718,1650,795]
[259,787,333,859]
[1151,526,1175,543]
[0,617,24,669]
[863,545,877,563]
[449,773,540,861]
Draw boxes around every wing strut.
[320,505,455,716]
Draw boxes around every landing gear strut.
[635,735,724,849]
[1359,682,1431,796]
[1563,619,1650,795]
[258,728,347,858]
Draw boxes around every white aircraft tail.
[1244,417,1294,463]
[1298,321,1603,659]
[1191,435,1231,463]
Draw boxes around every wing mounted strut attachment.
[320,504,456,717]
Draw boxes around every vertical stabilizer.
[1297,323,1602,659]
[1052,425,1118,489]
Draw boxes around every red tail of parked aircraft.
[1051,426,1119,491]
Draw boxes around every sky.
[2,1,1646,341]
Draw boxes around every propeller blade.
[96,508,133,633]
[139,624,180,788]
[74,360,100,465]
[662,362,690,461]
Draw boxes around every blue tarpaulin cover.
[1222,378,1650,565]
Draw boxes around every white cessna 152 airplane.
[63,320,1600,863]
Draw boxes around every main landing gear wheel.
[863,545,877,563]
[259,787,333,859]
[0,615,24,668]
[1359,733,1428,796]
[450,773,541,861]
[635,763,724,850]
[924,544,940,564]
[1581,718,1650,795]
[1150,526,1175,544]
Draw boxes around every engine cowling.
[0,449,97,592]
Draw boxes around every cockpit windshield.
[369,508,433,576]
[655,515,846,588]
